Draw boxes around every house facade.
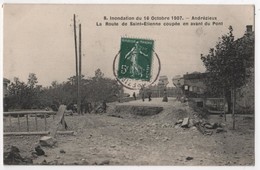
[183,72,207,98]
[170,25,254,113]
[3,78,10,96]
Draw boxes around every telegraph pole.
[73,14,81,114]
[78,24,82,114]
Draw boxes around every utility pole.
[73,14,81,114]
[78,24,82,114]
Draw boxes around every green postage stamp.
[117,38,154,81]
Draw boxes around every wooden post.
[223,89,226,121]
[17,114,20,131]
[233,88,236,129]
[61,115,66,130]
[44,113,47,131]
[35,114,38,131]
[4,131,74,136]
[78,23,82,114]
[73,14,79,114]
[26,114,29,132]
[9,114,12,128]
[50,105,67,138]
[232,87,235,130]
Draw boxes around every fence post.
[35,114,38,131]
[17,114,20,131]
[9,114,12,128]
[50,105,66,138]
[61,115,66,130]
[26,114,29,132]
[44,113,47,131]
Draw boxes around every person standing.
[87,102,93,113]
[148,93,152,101]
[102,100,107,113]
[141,89,145,102]
[81,101,88,114]
[147,90,152,101]
[162,89,168,102]
[133,92,136,100]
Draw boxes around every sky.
[3,4,254,88]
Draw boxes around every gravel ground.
[3,98,254,165]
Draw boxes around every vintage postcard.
[2,4,255,166]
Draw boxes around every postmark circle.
[113,49,161,90]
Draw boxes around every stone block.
[181,117,189,128]
[39,136,57,147]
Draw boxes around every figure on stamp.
[125,41,148,78]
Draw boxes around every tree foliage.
[8,75,42,109]
[201,26,254,96]
[81,69,122,103]
[201,26,254,116]
[28,73,38,88]
[6,69,123,110]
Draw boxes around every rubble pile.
[175,117,227,135]
[4,146,33,165]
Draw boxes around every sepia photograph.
[2,3,256,166]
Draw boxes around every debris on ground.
[204,130,213,136]
[175,115,227,135]
[162,123,174,128]
[41,159,48,165]
[60,149,66,154]
[175,119,183,125]
[31,152,38,158]
[94,159,110,165]
[48,159,59,165]
[186,156,194,161]
[4,146,33,165]
[181,117,190,128]
[204,124,214,129]
[35,145,45,156]
[216,127,227,133]
[81,159,89,165]
[194,120,226,135]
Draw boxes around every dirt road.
[4,98,254,165]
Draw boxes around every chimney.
[246,25,253,33]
